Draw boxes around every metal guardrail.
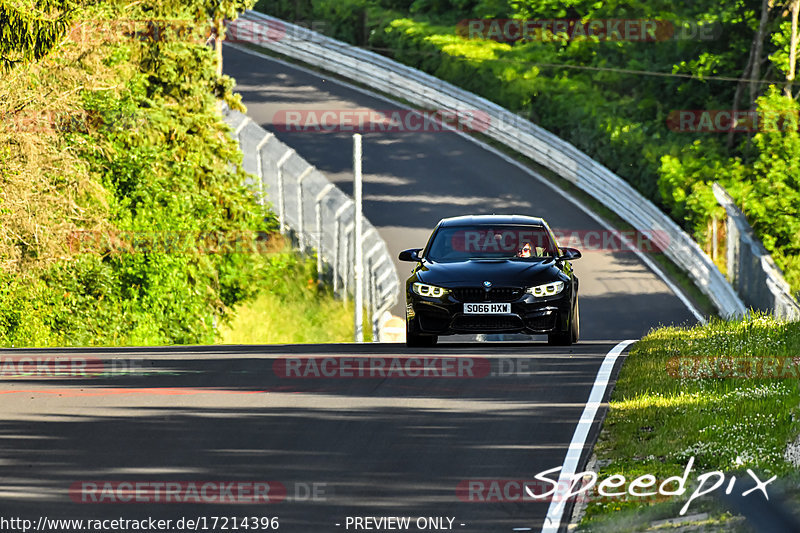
[713,183,800,320]
[229,11,748,319]
[222,106,400,339]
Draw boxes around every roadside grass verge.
[579,315,800,530]
[218,250,369,344]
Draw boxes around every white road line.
[537,339,636,533]
[224,42,705,324]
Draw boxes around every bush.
[0,1,281,347]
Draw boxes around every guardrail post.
[353,134,364,342]
[333,218,341,294]
[712,215,719,264]
[315,183,335,280]
[364,244,384,342]
[276,149,294,234]
[332,201,353,295]
[255,132,273,205]
[223,104,400,323]
[295,165,314,252]
[370,262,379,341]
[343,224,353,302]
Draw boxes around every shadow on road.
[0,342,621,531]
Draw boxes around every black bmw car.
[399,215,581,347]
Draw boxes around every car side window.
[546,227,562,256]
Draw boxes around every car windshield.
[425,224,558,262]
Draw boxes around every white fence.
[713,184,800,320]
[228,11,748,319]
[222,107,400,339]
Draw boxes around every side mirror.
[399,248,423,262]
[558,247,582,261]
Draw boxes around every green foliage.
[219,251,366,344]
[734,88,800,289]
[0,0,285,347]
[257,0,800,296]
[0,0,78,70]
[658,139,733,239]
[255,0,370,43]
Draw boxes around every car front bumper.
[406,290,573,336]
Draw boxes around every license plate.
[463,303,511,314]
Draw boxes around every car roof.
[436,214,547,227]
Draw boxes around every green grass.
[578,315,800,530]
[218,251,371,344]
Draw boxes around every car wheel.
[570,295,580,343]
[548,296,578,346]
[406,317,438,348]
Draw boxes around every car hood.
[416,259,564,287]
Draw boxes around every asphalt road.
[222,44,698,338]
[0,41,702,533]
[1,342,625,532]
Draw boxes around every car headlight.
[412,282,450,298]
[526,281,564,297]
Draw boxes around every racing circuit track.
[221,44,698,336]
[0,38,701,533]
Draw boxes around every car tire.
[570,295,580,343]
[406,317,438,347]
[548,295,579,346]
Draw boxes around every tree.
[0,0,78,71]
[784,0,799,96]
[185,0,255,76]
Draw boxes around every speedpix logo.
[458,457,775,516]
